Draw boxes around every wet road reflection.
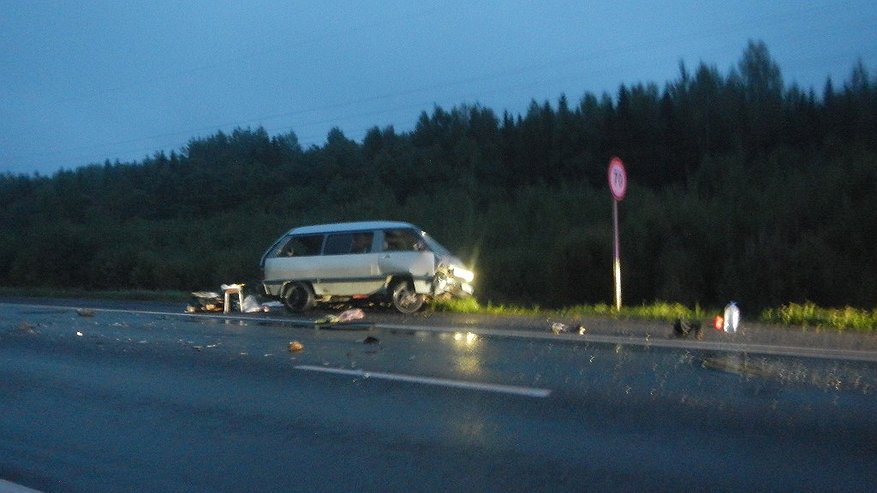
[1,301,875,492]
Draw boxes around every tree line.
[1,41,875,310]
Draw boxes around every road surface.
[1,300,875,492]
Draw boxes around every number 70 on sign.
[608,157,627,201]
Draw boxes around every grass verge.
[759,302,877,332]
[433,298,876,332]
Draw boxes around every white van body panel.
[378,250,436,294]
[265,252,385,297]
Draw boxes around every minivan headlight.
[453,266,475,284]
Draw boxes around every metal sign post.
[608,157,627,311]
[612,198,622,311]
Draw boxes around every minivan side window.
[383,229,425,252]
[279,234,323,257]
[324,232,374,255]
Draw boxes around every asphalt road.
[1,299,875,492]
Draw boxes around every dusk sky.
[2,0,875,175]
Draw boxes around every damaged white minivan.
[260,221,474,313]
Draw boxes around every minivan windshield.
[382,228,450,255]
[420,232,451,256]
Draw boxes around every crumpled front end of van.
[432,260,475,298]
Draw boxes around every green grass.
[760,302,877,332]
[433,297,876,332]
[432,299,706,321]
[431,297,541,316]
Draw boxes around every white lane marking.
[0,479,44,493]
[294,365,552,398]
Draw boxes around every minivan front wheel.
[283,282,315,312]
[390,279,424,314]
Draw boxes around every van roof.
[287,221,420,236]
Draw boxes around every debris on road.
[187,288,275,313]
[315,308,365,325]
[551,322,568,334]
[221,283,245,314]
[192,343,220,351]
[187,291,223,313]
[551,322,588,335]
[288,340,304,352]
[241,295,269,313]
[76,308,95,317]
[17,321,36,333]
[673,318,703,339]
[363,336,380,345]
[261,301,284,311]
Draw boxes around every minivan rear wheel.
[390,279,424,314]
[283,282,315,312]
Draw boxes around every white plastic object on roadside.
[723,302,740,333]
[551,322,568,334]
[241,295,264,313]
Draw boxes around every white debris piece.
[241,295,265,313]
[551,322,568,334]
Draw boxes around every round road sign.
[608,156,627,201]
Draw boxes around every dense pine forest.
[1,41,875,310]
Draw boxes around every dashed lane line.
[294,365,552,398]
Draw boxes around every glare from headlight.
[454,266,474,283]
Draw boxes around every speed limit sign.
[608,157,627,201]
[607,156,626,310]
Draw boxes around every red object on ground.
[714,316,724,331]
